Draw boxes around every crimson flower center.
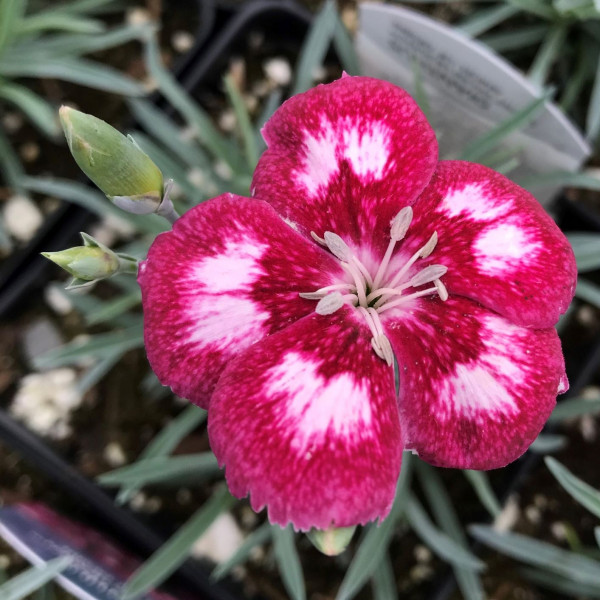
[300,206,448,366]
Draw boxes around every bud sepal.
[306,526,356,556]
[42,233,138,289]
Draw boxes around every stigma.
[300,207,448,366]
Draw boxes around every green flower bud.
[306,526,356,556]
[42,233,136,289]
[59,106,164,214]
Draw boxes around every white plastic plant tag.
[356,3,591,205]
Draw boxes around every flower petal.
[403,161,576,328]
[252,76,438,254]
[138,194,343,407]
[384,296,566,470]
[208,308,402,530]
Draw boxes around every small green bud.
[59,106,164,214]
[306,526,356,556]
[42,232,136,289]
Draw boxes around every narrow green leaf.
[0,0,26,56]
[144,35,245,172]
[575,278,600,309]
[460,93,550,162]
[272,526,306,600]
[76,349,122,395]
[595,527,600,549]
[33,325,144,370]
[99,453,219,487]
[6,24,151,59]
[18,14,104,35]
[521,170,600,191]
[481,24,548,53]
[86,290,141,326]
[416,462,485,600]
[469,525,600,586]
[292,0,337,95]
[0,557,71,600]
[567,233,600,272]
[458,5,520,38]
[506,0,557,19]
[211,522,272,581]
[254,89,282,154]
[0,57,144,96]
[560,42,596,112]
[545,457,600,519]
[406,495,484,570]
[223,74,260,169]
[587,53,600,141]
[20,176,165,234]
[412,61,431,121]
[550,396,600,422]
[128,99,212,171]
[464,470,502,518]
[0,121,24,190]
[336,452,413,600]
[528,25,568,88]
[332,9,360,75]
[42,0,119,15]
[122,486,236,600]
[117,404,206,503]
[529,433,567,453]
[371,555,397,600]
[0,81,59,137]
[520,566,600,598]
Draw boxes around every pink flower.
[138,76,576,531]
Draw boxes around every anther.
[311,231,326,245]
[315,292,345,315]
[419,231,438,258]
[434,279,449,301]
[390,206,413,241]
[407,264,448,288]
[323,232,353,262]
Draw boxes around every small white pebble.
[191,513,244,564]
[187,168,206,188]
[409,564,433,582]
[44,286,73,315]
[312,65,327,83]
[129,492,147,512]
[525,505,541,524]
[582,386,600,400]
[263,57,292,86]
[172,30,195,53]
[0,555,10,569]
[20,142,40,163]
[214,160,233,181]
[104,442,127,467]
[576,305,597,326]
[580,414,597,442]
[550,521,567,541]
[533,494,548,510]
[3,195,43,242]
[493,494,520,532]
[2,111,23,133]
[126,7,152,25]
[10,369,81,439]
[414,544,432,563]
[218,109,237,132]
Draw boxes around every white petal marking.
[267,352,373,451]
[192,237,267,292]
[342,121,391,181]
[474,223,540,275]
[295,119,339,197]
[441,183,512,221]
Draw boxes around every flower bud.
[59,106,164,214]
[42,233,133,289]
[306,526,356,556]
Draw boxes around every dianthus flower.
[138,76,576,531]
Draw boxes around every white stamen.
[390,206,413,241]
[315,292,345,315]
[419,231,438,258]
[299,283,356,300]
[311,231,326,245]
[407,264,448,288]
[434,279,449,301]
[324,232,353,262]
[300,219,447,366]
